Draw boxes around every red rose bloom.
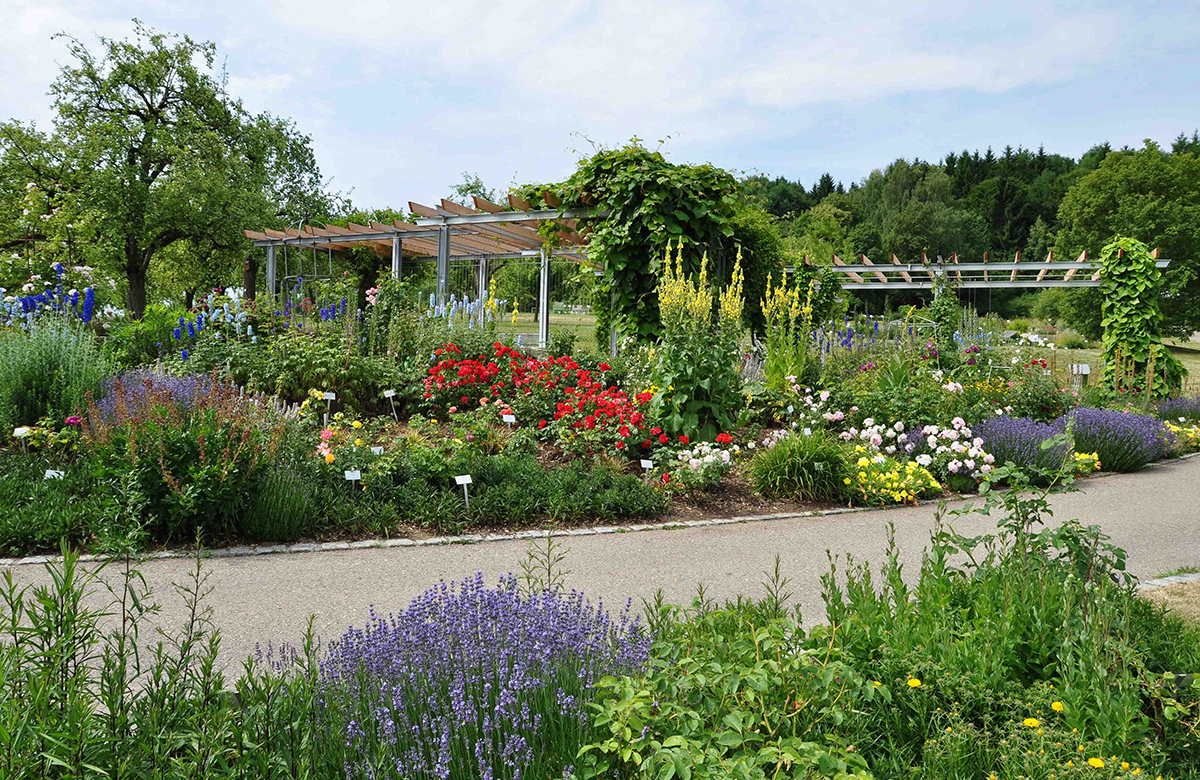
[538,419,548,429]
[678,435,689,444]
[716,433,732,444]
[615,441,625,450]
[650,427,662,436]
[661,473,670,484]
[658,433,669,444]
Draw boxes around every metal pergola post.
[265,245,276,298]
[476,256,489,326]
[538,247,550,349]
[436,226,450,306]
[391,236,402,279]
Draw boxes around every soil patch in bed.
[1141,579,1200,624]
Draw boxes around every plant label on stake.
[323,391,336,427]
[455,474,473,509]
[44,469,64,480]
[640,459,653,480]
[370,446,384,456]
[502,413,516,427]
[13,426,30,453]
[344,470,362,491]
[383,389,399,421]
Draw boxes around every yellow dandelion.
[1023,718,1040,728]
[1087,758,1104,768]
[907,677,922,688]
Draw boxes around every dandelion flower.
[907,677,922,688]
[1024,718,1040,728]
[1087,758,1104,768]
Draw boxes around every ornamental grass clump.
[319,573,651,780]
[1060,407,1172,473]
[747,430,850,501]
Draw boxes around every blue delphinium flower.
[81,287,95,323]
[181,348,189,361]
[173,327,181,340]
[187,322,196,338]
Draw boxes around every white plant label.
[455,474,473,485]
[640,459,654,471]
[383,389,396,398]
[370,446,384,456]
[787,405,795,413]
[344,470,361,481]
[323,391,336,400]
[502,414,517,424]
[44,469,65,480]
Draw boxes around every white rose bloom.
[916,454,933,466]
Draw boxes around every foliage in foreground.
[578,462,1200,780]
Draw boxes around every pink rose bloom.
[819,390,830,402]
[980,464,992,473]
[964,459,976,470]
[869,433,883,447]
[952,417,965,430]
[319,428,336,441]
[948,460,961,473]
[832,410,844,421]
[983,454,995,464]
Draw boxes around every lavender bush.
[319,573,650,780]
[95,368,210,419]
[1062,407,1172,473]
[978,408,1173,476]
[974,415,1068,475]
[1157,395,1200,424]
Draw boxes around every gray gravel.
[6,456,1200,674]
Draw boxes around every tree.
[45,24,323,318]
[1054,140,1200,338]
[448,171,496,206]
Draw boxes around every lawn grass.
[1142,578,1200,624]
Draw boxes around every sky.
[2,0,1197,210]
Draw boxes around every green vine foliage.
[1099,236,1186,399]
[555,141,739,341]
[929,275,963,371]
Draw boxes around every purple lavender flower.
[976,416,1067,474]
[320,573,649,780]
[96,369,211,419]
[1157,395,1200,424]
[1061,407,1172,472]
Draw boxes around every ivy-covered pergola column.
[1099,236,1186,399]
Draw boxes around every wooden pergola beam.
[1010,250,1021,282]
[1063,250,1087,281]
[890,253,912,283]
[832,254,864,283]
[860,254,888,283]
[1036,249,1054,282]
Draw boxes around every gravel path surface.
[7,456,1200,674]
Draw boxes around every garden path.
[8,456,1200,674]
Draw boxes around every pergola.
[815,249,1171,289]
[243,195,603,346]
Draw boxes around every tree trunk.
[243,253,258,301]
[184,287,196,310]
[126,264,148,320]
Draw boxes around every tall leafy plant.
[555,141,739,341]
[760,271,814,391]
[652,243,744,438]
[1099,236,1185,399]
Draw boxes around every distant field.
[1054,340,1200,395]
[494,312,601,353]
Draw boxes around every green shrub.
[546,328,577,357]
[0,321,113,431]
[747,431,850,501]
[240,467,319,542]
[82,378,282,542]
[102,304,185,367]
[0,453,118,555]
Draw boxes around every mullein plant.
[760,270,815,392]
[652,241,745,439]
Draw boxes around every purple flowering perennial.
[975,416,1068,473]
[1061,407,1172,473]
[96,369,211,420]
[1157,395,1200,424]
[320,573,650,780]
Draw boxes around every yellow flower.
[352,420,362,429]
[324,453,335,464]
[1121,763,1130,770]
[1051,701,1064,712]
[907,677,922,688]
[857,457,871,467]
[1067,761,1074,768]
[843,477,852,485]
[1087,757,1105,768]
[355,438,363,447]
